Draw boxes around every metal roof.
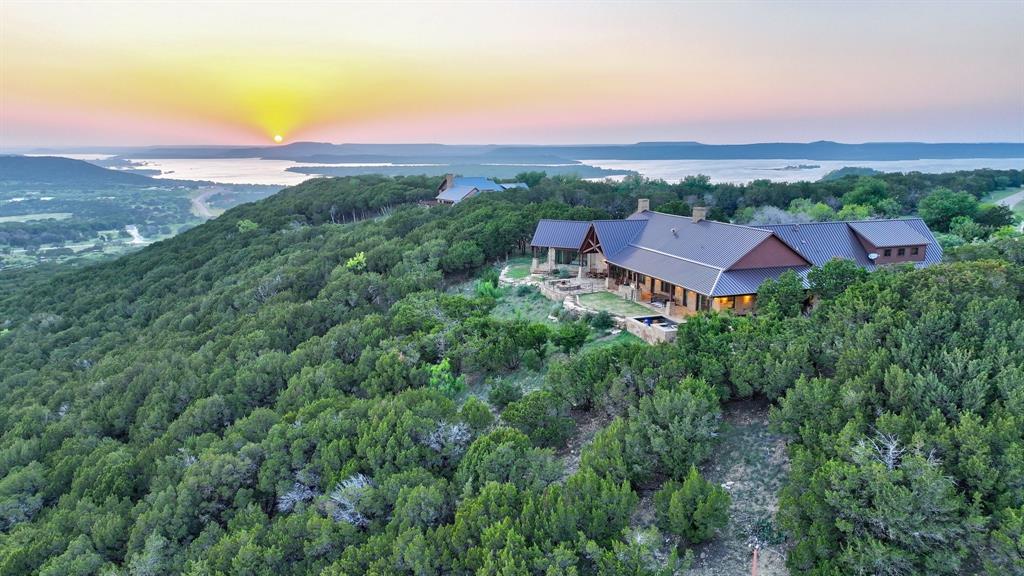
[529,213,942,297]
[626,211,774,268]
[606,244,723,295]
[453,177,504,191]
[757,218,942,269]
[530,219,591,249]
[501,182,530,190]
[847,220,930,248]
[593,219,647,257]
[712,266,812,296]
[436,185,478,203]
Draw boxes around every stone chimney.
[692,206,708,223]
[637,198,650,213]
[442,173,454,190]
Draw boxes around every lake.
[86,156,1024,186]
[581,157,1024,184]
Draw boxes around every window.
[897,247,905,256]
[884,249,892,257]
[911,246,919,255]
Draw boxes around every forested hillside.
[0,172,1022,575]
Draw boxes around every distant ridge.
[0,155,155,185]
[32,140,1022,163]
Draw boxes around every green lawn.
[578,291,652,317]
[491,285,559,323]
[0,212,72,223]
[503,256,534,280]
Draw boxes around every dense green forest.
[0,171,1022,575]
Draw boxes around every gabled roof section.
[605,244,723,295]
[453,176,504,191]
[501,182,530,190]
[436,185,478,203]
[592,219,647,257]
[847,220,930,247]
[757,218,942,269]
[530,220,591,249]
[626,211,776,268]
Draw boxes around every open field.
[578,290,653,317]
[0,212,72,223]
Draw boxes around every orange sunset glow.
[1,1,1022,146]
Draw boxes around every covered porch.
[605,264,756,317]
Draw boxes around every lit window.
[884,249,892,257]
[897,248,905,256]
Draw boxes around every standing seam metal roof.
[626,211,775,268]
[436,185,478,203]
[529,214,942,296]
[592,219,647,257]
[530,220,591,249]
[757,218,942,269]
[847,220,930,247]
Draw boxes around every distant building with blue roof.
[435,174,529,204]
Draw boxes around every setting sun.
[273,134,283,143]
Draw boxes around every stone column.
[547,248,555,271]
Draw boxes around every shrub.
[588,310,615,331]
[442,240,485,273]
[481,268,500,287]
[624,378,720,481]
[454,428,561,495]
[474,280,502,299]
[502,390,575,448]
[460,396,494,433]
[487,379,523,409]
[427,358,465,399]
[654,466,730,543]
[553,320,589,356]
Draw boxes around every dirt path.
[190,187,222,219]
[687,398,790,576]
[996,187,1024,209]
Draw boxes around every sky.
[1,1,1022,147]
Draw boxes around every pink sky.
[1,1,1022,147]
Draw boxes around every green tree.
[442,240,485,273]
[757,269,805,317]
[654,466,731,543]
[918,187,979,232]
[807,258,868,300]
[624,378,720,482]
[842,177,891,209]
[236,219,259,233]
[553,320,589,356]
[501,390,575,448]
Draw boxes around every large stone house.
[530,199,941,317]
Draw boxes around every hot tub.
[626,315,678,343]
